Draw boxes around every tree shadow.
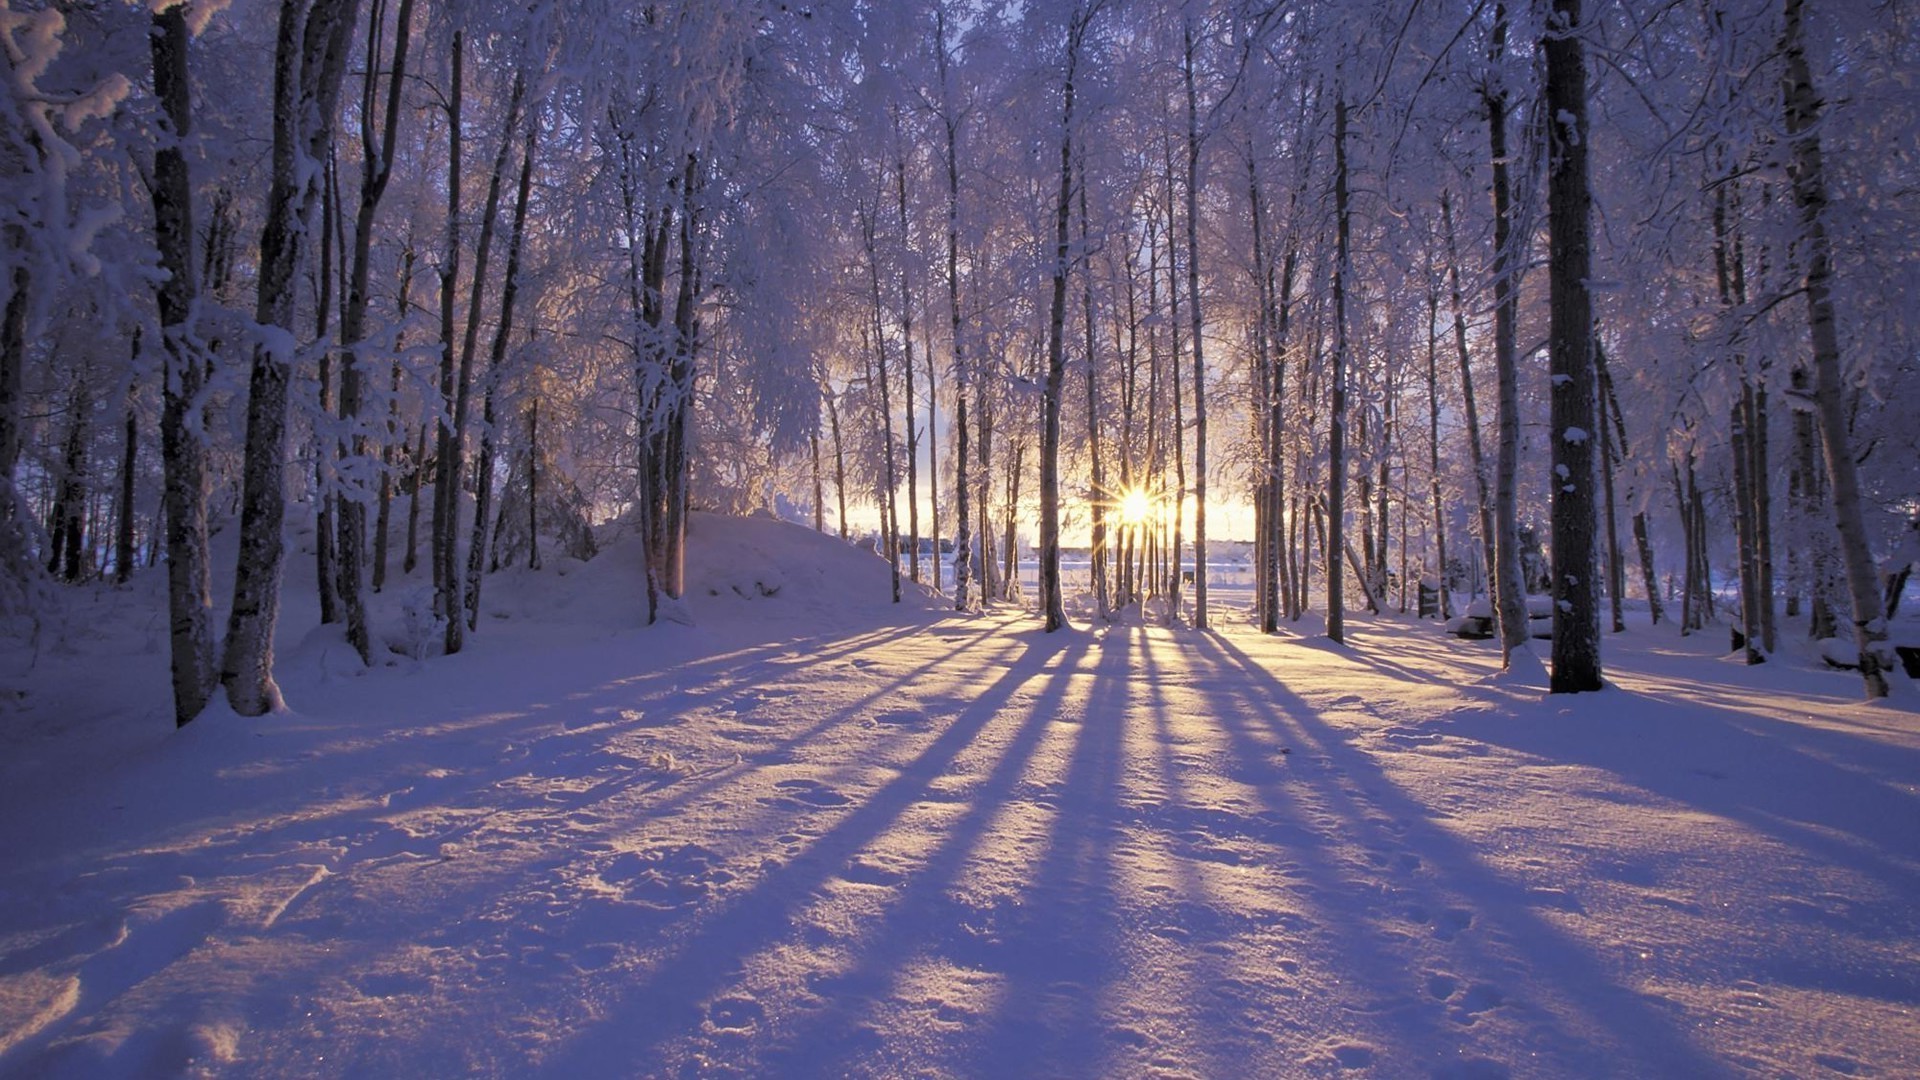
[1193,630,1739,1077]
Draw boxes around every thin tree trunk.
[526,399,540,569]
[894,142,922,587]
[1183,17,1209,631]
[1781,0,1890,696]
[1328,94,1352,643]
[1487,3,1530,664]
[939,2,972,612]
[439,65,525,653]
[373,247,415,592]
[403,424,426,574]
[1441,190,1497,611]
[1426,277,1449,621]
[432,30,467,643]
[115,381,138,586]
[1598,361,1625,633]
[864,210,902,604]
[315,154,341,626]
[1165,142,1186,623]
[336,0,416,660]
[465,118,536,630]
[1037,10,1087,632]
[828,390,849,540]
[1080,155,1108,622]
[1633,511,1661,624]
[809,424,825,533]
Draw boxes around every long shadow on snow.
[1194,630,1736,1078]
[533,625,1095,1076]
[1434,679,1920,1005]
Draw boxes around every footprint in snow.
[841,856,906,886]
[707,996,765,1031]
[1448,983,1506,1025]
[1433,907,1475,941]
[599,844,735,911]
[763,778,853,808]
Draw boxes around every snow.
[3,513,1919,1078]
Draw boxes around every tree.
[222,0,362,718]
[1780,0,1891,698]
[1544,0,1601,692]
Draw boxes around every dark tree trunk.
[336,0,417,661]
[115,387,138,586]
[1781,0,1890,696]
[940,3,972,612]
[148,4,215,725]
[1328,94,1352,643]
[1183,17,1209,630]
[466,119,537,630]
[1038,9,1086,633]
[224,0,363,716]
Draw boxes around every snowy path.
[3,600,1919,1078]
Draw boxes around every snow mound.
[682,511,943,622]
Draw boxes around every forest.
[2,0,1917,725]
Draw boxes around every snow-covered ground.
[2,512,1917,1078]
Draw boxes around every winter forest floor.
[2,514,1918,1078]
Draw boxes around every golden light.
[1116,487,1154,527]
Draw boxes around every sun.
[1115,487,1155,527]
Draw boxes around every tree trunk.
[894,142,921,587]
[224,0,362,716]
[863,209,902,605]
[465,119,536,630]
[1038,10,1088,632]
[314,154,340,627]
[1781,0,1890,696]
[1487,3,1530,665]
[1328,94,1352,643]
[1442,190,1497,614]
[1633,511,1661,624]
[828,390,849,540]
[939,4,972,612]
[1080,155,1108,622]
[373,248,415,592]
[433,30,466,634]
[148,5,215,725]
[439,67,526,652]
[1183,18,1209,631]
[1165,142,1186,623]
[47,379,89,583]
[115,386,138,586]
[1545,0,1602,692]
[1426,277,1449,621]
[336,0,417,661]
[1597,363,1625,633]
